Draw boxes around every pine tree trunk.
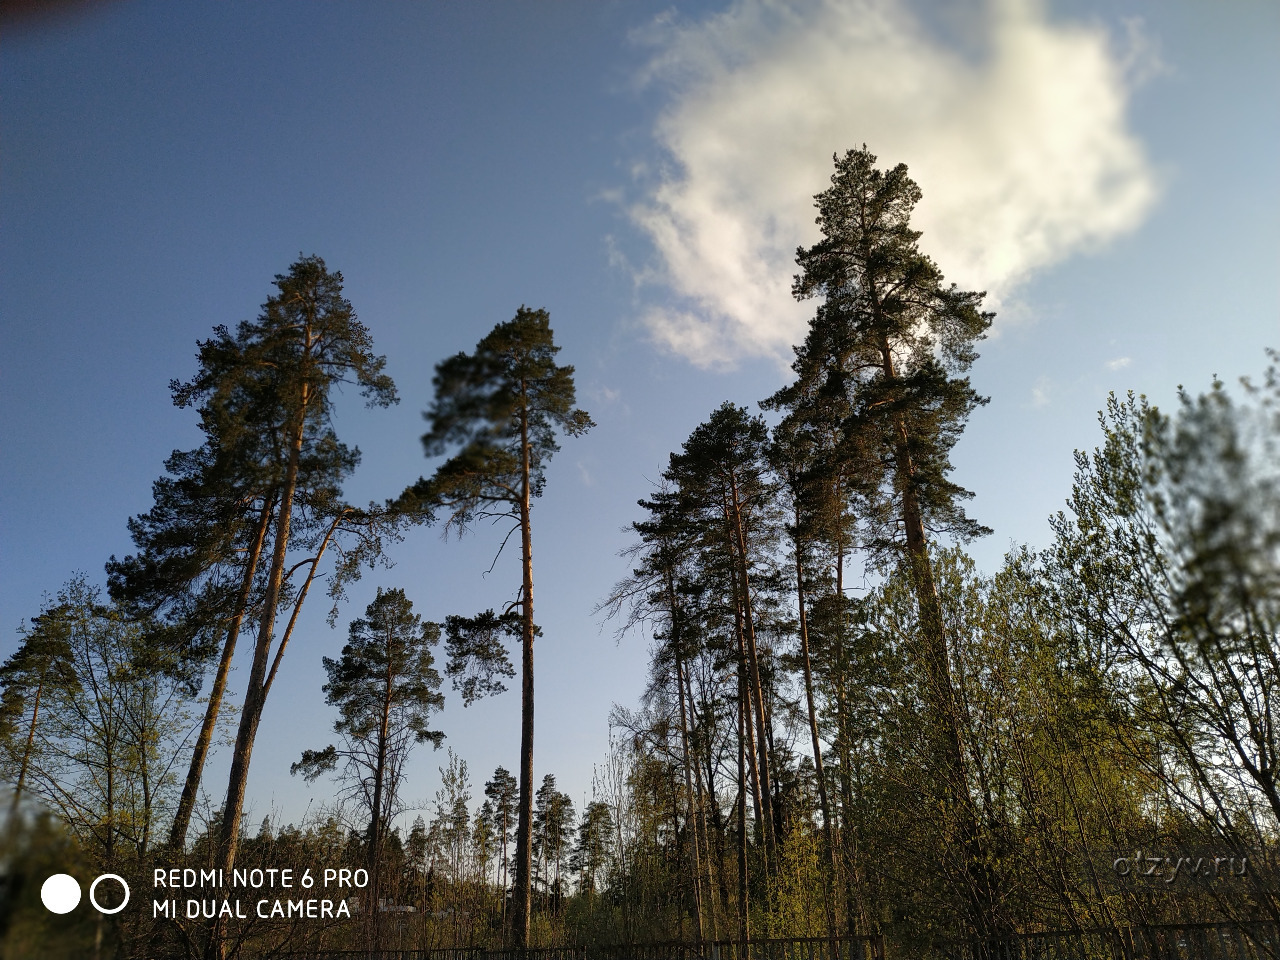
[726,478,776,861]
[673,647,705,941]
[684,665,721,938]
[169,495,273,850]
[734,595,766,856]
[217,401,305,871]
[833,550,861,937]
[876,332,1003,940]
[793,520,838,938]
[736,679,749,946]
[511,385,536,949]
[368,647,394,939]
[500,807,509,933]
[209,367,310,960]
[9,672,42,822]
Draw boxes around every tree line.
[1,148,1277,960]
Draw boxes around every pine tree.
[532,774,574,908]
[0,601,76,821]
[667,404,783,869]
[404,306,592,946]
[106,375,279,851]
[292,587,444,913]
[189,257,408,954]
[773,147,998,939]
[484,765,519,927]
[571,799,615,897]
[767,420,841,935]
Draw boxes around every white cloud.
[1107,356,1132,371]
[631,0,1159,367]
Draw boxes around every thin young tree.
[484,766,518,928]
[403,306,593,946]
[1048,372,1280,923]
[0,579,191,869]
[599,479,712,939]
[292,587,445,914]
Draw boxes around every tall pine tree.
[186,258,408,955]
[404,306,592,946]
[768,147,1001,940]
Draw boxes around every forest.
[2,148,1277,960]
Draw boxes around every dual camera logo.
[39,873,131,915]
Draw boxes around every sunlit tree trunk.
[169,495,273,850]
[511,379,537,948]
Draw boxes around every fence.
[938,922,1279,960]
[274,936,884,960]
[270,925,1280,960]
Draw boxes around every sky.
[2,0,1277,838]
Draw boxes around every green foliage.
[0,578,191,867]
[429,749,474,883]
[771,145,992,559]
[444,611,520,706]
[293,588,444,834]
[1047,370,1280,921]
[409,305,594,528]
[12,167,1280,956]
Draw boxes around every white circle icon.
[89,874,130,914]
[40,874,82,914]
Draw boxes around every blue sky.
[2,0,1276,835]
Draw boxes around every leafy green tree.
[404,306,593,945]
[0,579,191,870]
[429,749,474,884]
[292,587,444,910]
[1048,369,1280,923]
